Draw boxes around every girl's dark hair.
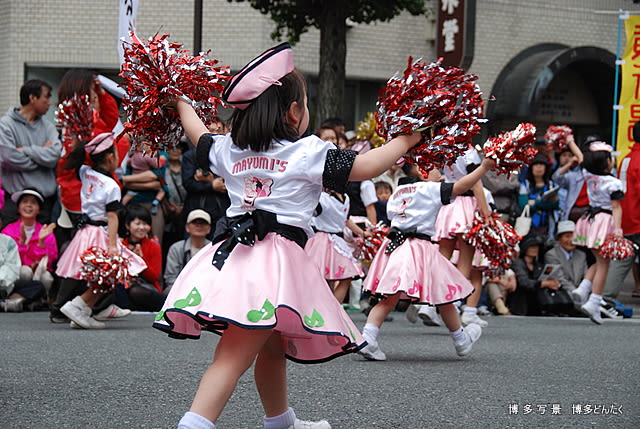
[63,140,116,171]
[58,69,94,102]
[119,204,152,238]
[582,149,610,175]
[527,155,550,184]
[374,181,392,191]
[229,69,307,152]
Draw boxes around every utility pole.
[194,0,203,53]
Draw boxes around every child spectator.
[374,181,392,225]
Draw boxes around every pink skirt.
[153,233,365,363]
[304,232,364,280]
[362,237,474,305]
[433,196,478,241]
[573,212,614,249]
[55,225,147,279]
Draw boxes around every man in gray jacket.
[0,79,61,224]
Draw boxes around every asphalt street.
[2,302,639,429]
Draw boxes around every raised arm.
[452,158,495,197]
[349,132,421,181]
[176,99,209,147]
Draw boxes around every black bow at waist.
[385,227,432,254]
[581,206,612,224]
[211,209,307,270]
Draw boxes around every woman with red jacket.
[121,204,165,311]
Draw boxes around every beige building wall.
[0,0,636,125]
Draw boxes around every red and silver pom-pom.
[79,247,131,294]
[463,211,521,274]
[376,58,484,172]
[544,125,573,152]
[599,235,638,260]
[481,123,537,176]
[355,222,390,263]
[119,32,230,152]
[55,94,93,141]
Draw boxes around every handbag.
[515,205,532,237]
[536,287,573,315]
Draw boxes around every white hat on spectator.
[556,220,576,237]
[187,209,211,224]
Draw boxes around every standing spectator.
[0,79,61,225]
[162,142,188,258]
[374,181,392,226]
[182,144,230,230]
[314,126,338,145]
[518,153,559,242]
[1,188,57,298]
[552,140,589,223]
[321,117,346,137]
[603,121,640,303]
[481,168,520,224]
[164,209,212,292]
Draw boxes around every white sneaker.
[358,340,387,361]
[599,303,623,319]
[94,304,131,321]
[570,288,589,306]
[289,418,331,429]
[581,300,603,325]
[455,323,482,356]
[461,311,488,328]
[61,297,106,329]
[405,304,418,323]
[418,305,442,326]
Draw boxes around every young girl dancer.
[154,43,420,429]
[359,157,495,361]
[432,147,492,327]
[56,133,146,329]
[305,189,367,303]
[569,140,624,324]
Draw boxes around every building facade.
[0,0,636,141]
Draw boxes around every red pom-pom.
[599,235,637,260]
[80,247,132,293]
[375,58,484,172]
[462,211,521,275]
[482,123,537,176]
[355,222,390,263]
[544,125,573,152]
[119,32,230,152]
[55,94,93,141]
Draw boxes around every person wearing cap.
[163,209,212,292]
[155,42,420,429]
[518,152,560,243]
[53,132,146,329]
[0,79,61,225]
[0,187,58,310]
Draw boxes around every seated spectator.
[1,188,57,302]
[510,234,558,315]
[120,204,164,311]
[0,226,22,311]
[374,181,392,226]
[164,209,212,292]
[544,220,594,294]
[485,268,516,315]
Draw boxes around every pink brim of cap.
[589,141,613,152]
[222,43,294,110]
[85,132,115,155]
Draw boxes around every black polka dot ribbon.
[384,227,432,254]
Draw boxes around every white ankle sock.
[450,327,465,345]
[264,407,296,429]
[463,306,477,315]
[578,279,592,293]
[362,323,379,343]
[588,293,602,306]
[177,412,215,429]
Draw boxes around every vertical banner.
[616,15,640,164]
[118,0,139,63]
[436,0,476,70]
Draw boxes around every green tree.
[228,0,427,124]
